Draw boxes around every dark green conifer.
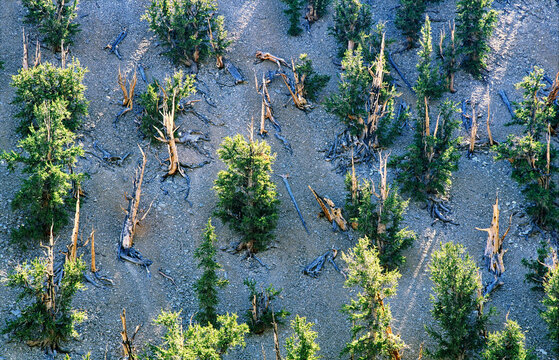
[213,133,279,252]
[455,0,497,77]
[330,0,372,53]
[281,0,304,36]
[427,242,489,359]
[395,0,426,49]
[341,237,404,359]
[294,53,330,102]
[414,15,443,100]
[482,320,536,360]
[1,100,84,241]
[542,265,559,354]
[244,279,289,334]
[438,21,458,93]
[194,219,228,327]
[285,316,321,360]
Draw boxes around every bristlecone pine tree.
[294,53,330,102]
[143,0,230,66]
[326,42,401,150]
[482,319,536,360]
[542,265,559,354]
[11,59,88,134]
[194,219,228,327]
[138,70,196,141]
[438,21,458,93]
[427,242,489,360]
[208,15,231,69]
[1,100,84,241]
[285,315,321,360]
[330,0,372,53]
[22,0,80,50]
[395,0,426,49]
[2,230,86,352]
[145,310,249,359]
[391,99,460,201]
[415,15,443,100]
[306,0,331,22]
[522,239,554,290]
[345,154,416,270]
[341,237,404,360]
[496,67,559,229]
[214,133,279,252]
[243,279,290,334]
[455,0,497,77]
[281,0,304,36]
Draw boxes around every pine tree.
[244,279,290,334]
[2,232,86,352]
[391,99,460,201]
[542,265,559,354]
[341,237,404,360]
[143,0,229,67]
[11,60,88,134]
[145,310,249,359]
[495,67,559,228]
[427,242,488,360]
[138,70,196,141]
[1,100,84,241]
[294,54,330,102]
[306,0,331,21]
[395,0,426,49]
[414,15,443,100]
[482,319,536,360]
[455,0,497,77]
[285,315,321,360]
[281,0,304,36]
[22,0,80,50]
[208,15,231,69]
[438,21,458,93]
[194,219,228,327]
[213,133,280,252]
[345,155,415,269]
[522,239,554,291]
[330,0,372,53]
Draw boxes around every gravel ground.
[0,0,558,359]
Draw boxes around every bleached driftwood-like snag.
[476,196,512,296]
[308,185,347,231]
[117,67,137,117]
[120,308,140,360]
[255,73,279,136]
[255,51,288,69]
[154,93,185,178]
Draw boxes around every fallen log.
[93,141,130,165]
[255,51,288,68]
[386,51,414,93]
[498,89,515,119]
[105,28,127,60]
[274,133,293,154]
[225,59,245,84]
[308,185,347,231]
[278,174,309,233]
[303,249,344,278]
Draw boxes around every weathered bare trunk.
[120,146,147,250]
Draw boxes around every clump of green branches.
[294,53,330,102]
[138,70,196,140]
[281,0,304,36]
[244,279,289,334]
[143,0,231,67]
[22,0,81,50]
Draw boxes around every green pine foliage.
[294,54,330,102]
[344,173,415,269]
[1,100,84,241]
[194,219,228,327]
[482,319,536,360]
[144,310,249,359]
[391,99,460,201]
[414,15,443,100]
[11,60,88,134]
[308,0,331,19]
[495,67,559,228]
[138,70,196,140]
[213,134,279,252]
[281,0,304,36]
[285,315,321,360]
[64,354,91,360]
[455,0,497,77]
[209,15,231,68]
[22,0,80,50]
[395,0,426,49]
[522,239,553,290]
[3,254,86,351]
[341,237,404,359]
[330,0,372,54]
[427,242,489,359]
[437,22,458,93]
[542,265,559,354]
[244,279,289,334]
[143,0,230,66]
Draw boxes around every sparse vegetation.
[482,319,536,360]
[542,265,559,354]
[281,0,304,36]
[285,315,321,360]
[330,0,372,53]
[244,279,289,334]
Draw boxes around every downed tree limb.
[224,59,245,84]
[386,51,414,94]
[278,174,309,233]
[468,104,478,158]
[105,28,127,60]
[255,73,280,136]
[255,51,288,69]
[303,249,345,278]
[118,146,153,272]
[498,89,515,119]
[308,185,347,231]
[118,67,137,113]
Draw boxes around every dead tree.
[255,73,279,136]
[22,29,41,70]
[120,308,140,360]
[154,92,185,178]
[476,196,512,296]
[279,59,309,110]
[69,191,80,261]
[468,105,478,158]
[308,185,347,231]
[255,51,288,69]
[119,146,152,270]
[118,67,137,117]
[90,228,96,273]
